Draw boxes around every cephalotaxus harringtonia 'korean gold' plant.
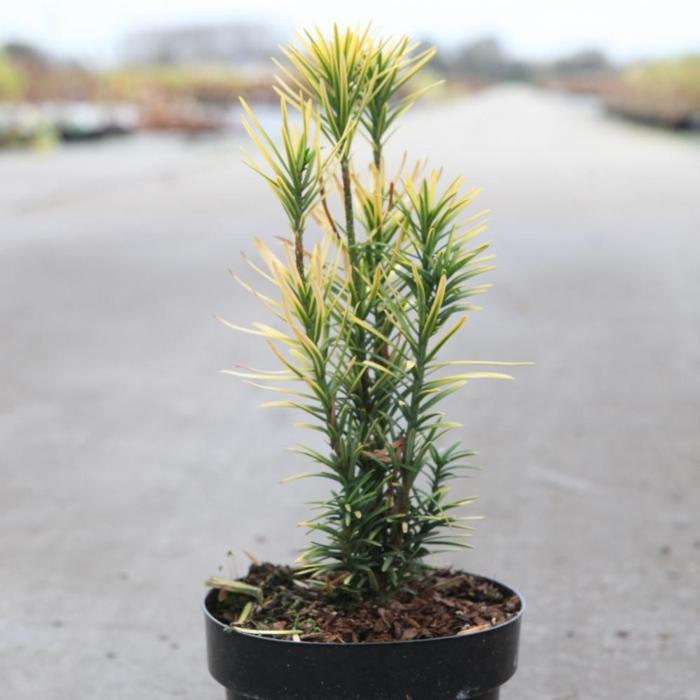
[221,26,528,598]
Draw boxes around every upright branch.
[239,96,325,282]
[361,38,439,169]
[275,25,378,292]
[340,157,358,287]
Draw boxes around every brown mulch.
[210,563,521,643]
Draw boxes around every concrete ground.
[1,86,699,699]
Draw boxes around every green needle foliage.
[223,25,527,598]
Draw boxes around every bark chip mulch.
[211,563,521,643]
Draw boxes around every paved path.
[1,87,699,699]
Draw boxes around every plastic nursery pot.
[203,574,524,700]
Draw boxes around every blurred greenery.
[2,32,699,144]
[605,54,700,128]
[101,64,257,102]
[0,51,25,100]
[623,54,700,107]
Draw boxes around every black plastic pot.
[204,573,523,700]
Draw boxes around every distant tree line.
[120,25,613,82]
[0,26,619,104]
[425,36,612,83]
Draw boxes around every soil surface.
[210,563,521,643]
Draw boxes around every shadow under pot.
[203,573,524,700]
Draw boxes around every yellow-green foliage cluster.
[101,64,254,101]
[623,54,700,108]
[223,26,526,596]
[0,52,25,101]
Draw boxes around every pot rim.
[203,570,525,648]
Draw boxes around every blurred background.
[1,2,699,699]
[2,1,700,142]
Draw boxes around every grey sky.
[2,0,699,64]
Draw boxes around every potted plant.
[205,25,528,700]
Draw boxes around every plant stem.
[372,142,381,171]
[339,153,369,381]
[319,185,339,239]
[393,332,427,551]
[293,229,305,282]
[340,152,379,555]
[340,156,360,293]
